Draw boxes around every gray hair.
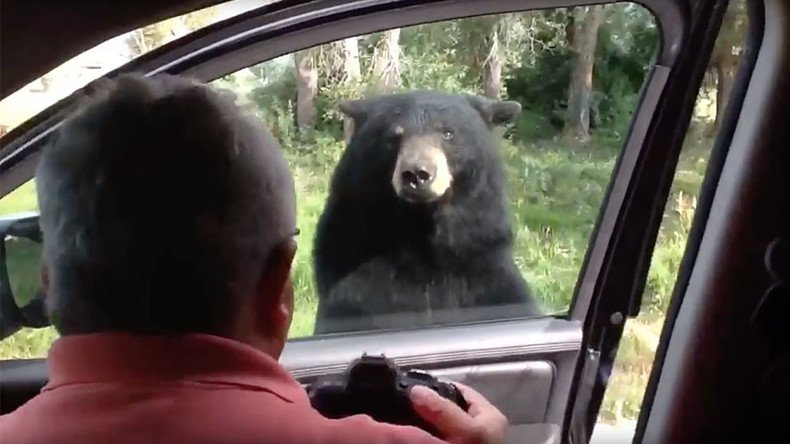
[36,73,296,335]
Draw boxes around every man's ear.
[263,238,297,299]
[466,95,522,126]
[258,238,297,329]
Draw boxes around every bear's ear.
[467,96,522,126]
[338,98,373,123]
[490,100,522,125]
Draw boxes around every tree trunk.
[294,49,318,134]
[482,26,503,99]
[128,30,151,57]
[713,61,735,131]
[565,11,576,47]
[372,29,401,94]
[564,6,605,143]
[342,37,361,141]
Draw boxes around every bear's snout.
[400,160,436,190]
[392,134,452,204]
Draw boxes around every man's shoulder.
[0,384,445,444]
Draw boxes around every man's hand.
[409,382,508,444]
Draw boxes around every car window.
[0,3,660,353]
[210,4,659,338]
[595,0,749,436]
[0,0,277,138]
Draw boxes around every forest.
[0,0,748,426]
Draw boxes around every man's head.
[36,73,297,355]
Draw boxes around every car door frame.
[0,0,724,442]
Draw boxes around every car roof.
[0,0,701,102]
[0,0,225,100]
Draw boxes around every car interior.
[0,1,787,443]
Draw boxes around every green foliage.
[0,327,59,360]
[125,8,218,56]
[510,109,558,141]
[593,78,641,145]
[505,4,658,143]
[505,47,575,126]
[0,181,37,215]
[591,5,658,142]
[6,238,42,307]
[400,50,477,94]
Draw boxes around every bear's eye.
[442,129,454,141]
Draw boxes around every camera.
[307,353,469,437]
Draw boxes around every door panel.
[283,317,580,440]
[430,361,555,424]
[299,361,556,424]
[283,318,581,376]
[1,318,580,429]
[0,363,564,443]
[298,359,561,443]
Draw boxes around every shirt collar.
[44,332,309,404]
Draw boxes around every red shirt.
[0,333,446,444]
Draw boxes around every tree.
[126,9,216,57]
[341,37,361,141]
[371,29,402,93]
[564,5,605,142]
[709,0,747,131]
[294,49,318,133]
[457,14,528,99]
[482,18,505,99]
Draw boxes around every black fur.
[313,91,541,334]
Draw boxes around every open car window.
[1,3,660,341]
[213,5,660,338]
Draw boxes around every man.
[0,74,508,444]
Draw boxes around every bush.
[505,48,575,123]
[510,108,557,142]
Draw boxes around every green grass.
[0,181,37,215]
[6,238,42,307]
[597,132,708,424]
[0,131,710,426]
[501,140,618,312]
[1,182,45,310]
[0,181,57,359]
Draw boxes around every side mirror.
[0,213,50,340]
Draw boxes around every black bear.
[313,91,541,334]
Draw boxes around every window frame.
[636,0,767,440]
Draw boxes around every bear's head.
[338,91,521,205]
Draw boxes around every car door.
[0,1,740,443]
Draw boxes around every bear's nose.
[401,165,435,189]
